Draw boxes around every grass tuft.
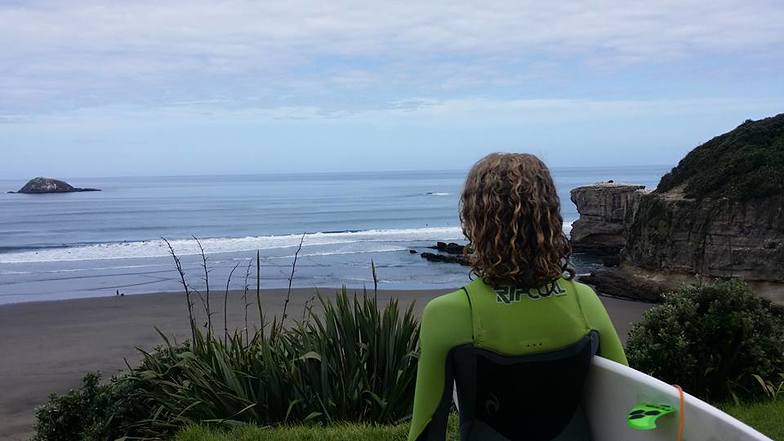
[722,400,784,441]
[175,414,460,441]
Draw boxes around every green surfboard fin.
[627,403,675,430]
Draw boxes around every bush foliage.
[626,280,784,402]
[656,113,784,200]
[33,289,420,440]
[32,372,145,441]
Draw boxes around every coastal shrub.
[290,291,420,423]
[32,289,421,440]
[116,288,419,438]
[626,280,784,402]
[32,372,145,441]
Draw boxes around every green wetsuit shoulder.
[407,278,627,441]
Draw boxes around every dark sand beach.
[0,288,652,440]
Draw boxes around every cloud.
[7,95,780,131]
[1,0,783,116]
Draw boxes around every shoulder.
[564,278,599,299]
[420,288,473,346]
[566,279,610,319]
[422,288,471,321]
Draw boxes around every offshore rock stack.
[569,182,646,256]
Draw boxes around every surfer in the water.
[408,153,628,441]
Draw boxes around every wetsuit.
[408,277,628,441]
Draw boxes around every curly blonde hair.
[460,153,572,288]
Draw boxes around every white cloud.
[9,95,780,130]
[1,0,783,115]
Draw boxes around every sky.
[1,0,783,178]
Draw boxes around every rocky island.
[574,113,784,304]
[9,177,101,194]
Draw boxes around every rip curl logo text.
[494,282,566,304]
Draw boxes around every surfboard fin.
[627,403,675,430]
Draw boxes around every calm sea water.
[0,166,668,304]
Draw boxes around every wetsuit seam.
[461,287,475,341]
[571,279,592,333]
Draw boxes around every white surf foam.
[0,227,464,263]
[268,246,411,259]
[563,220,574,237]
[0,222,576,264]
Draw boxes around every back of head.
[460,153,572,288]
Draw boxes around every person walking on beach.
[408,153,628,441]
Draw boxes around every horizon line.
[0,163,674,182]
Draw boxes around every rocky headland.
[9,177,101,194]
[574,114,784,304]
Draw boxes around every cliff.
[624,192,784,282]
[569,183,645,255]
[578,113,784,304]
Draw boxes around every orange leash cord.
[673,384,685,441]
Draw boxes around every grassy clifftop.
[657,113,784,200]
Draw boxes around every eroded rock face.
[578,188,784,301]
[625,192,784,282]
[13,177,100,194]
[569,183,645,255]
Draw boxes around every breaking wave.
[0,227,464,263]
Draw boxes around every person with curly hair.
[408,153,627,441]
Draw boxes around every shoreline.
[0,287,653,440]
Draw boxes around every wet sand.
[0,288,652,440]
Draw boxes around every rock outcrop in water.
[578,114,784,304]
[421,242,469,266]
[569,183,646,256]
[11,177,100,194]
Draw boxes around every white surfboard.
[584,357,772,441]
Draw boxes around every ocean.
[0,166,668,304]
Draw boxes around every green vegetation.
[176,415,461,441]
[32,245,421,440]
[32,289,419,440]
[657,113,784,200]
[723,400,784,440]
[176,423,412,441]
[626,280,784,403]
[125,289,419,438]
[32,373,145,441]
